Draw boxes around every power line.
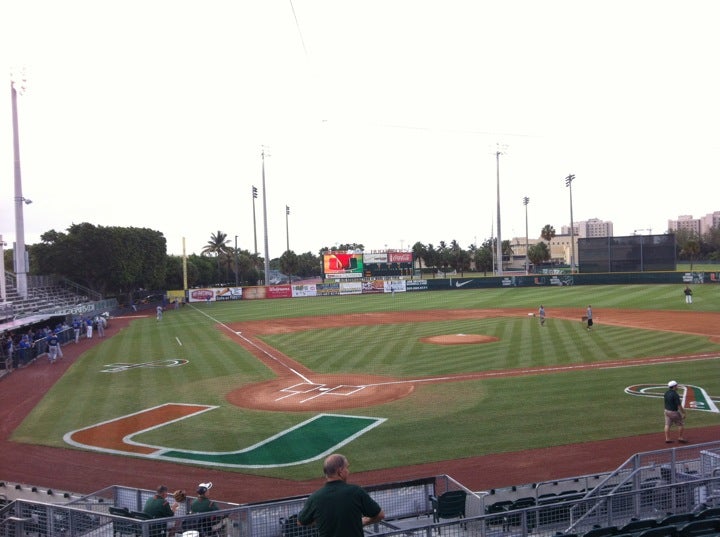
[288,0,308,56]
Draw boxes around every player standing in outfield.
[664,380,687,444]
[684,285,693,304]
[586,305,593,331]
[538,305,546,326]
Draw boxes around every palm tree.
[201,231,231,275]
[541,225,556,242]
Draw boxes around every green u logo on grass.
[65,405,385,468]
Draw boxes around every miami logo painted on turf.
[101,359,189,372]
[64,403,385,468]
[625,384,720,413]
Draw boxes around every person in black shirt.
[663,380,687,444]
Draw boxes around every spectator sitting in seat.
[143,485,178,518]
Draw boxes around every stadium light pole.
[234,235,239,286]
[0,236,6,302]
[11,75,30,298]
[565,174,576,273]
[251,185,258,255]
[495,146,504,276]
[261,148,270,284]
[523,196,530,275]
[285,205,290,253]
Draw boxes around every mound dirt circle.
[421,333,500,345]
[226,374,415,411]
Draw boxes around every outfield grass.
[12,284,720,480]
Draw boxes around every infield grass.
[12,283,720,480]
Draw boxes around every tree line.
[3,223,719,302]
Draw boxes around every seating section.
[577,515,720,537]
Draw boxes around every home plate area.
[279,381,366,403]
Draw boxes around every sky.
[1,1,719,259]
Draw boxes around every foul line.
[188,304,313,383]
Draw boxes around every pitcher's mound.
[421,334,499,345]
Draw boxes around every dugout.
[578,234,676,273]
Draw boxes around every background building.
[667,211,720,235]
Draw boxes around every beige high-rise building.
[561,218,613,238]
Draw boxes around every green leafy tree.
[33,223,166,297]
[474,239,494,275]
[295,252,321,278]
[528,242,551,266]
[279,251,300,283]
[676,229,701,272]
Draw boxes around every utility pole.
[285,205,290,253]
[261,148,270,284]
[523,196,530,275]
[495,145,505,276]
[252,185,258,255]
[565,174,576,273]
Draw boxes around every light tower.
[565,174,576,273]
[11,73,30,298]
[523,196,530,274]
[494,145,505,276]
[261,148,270,284]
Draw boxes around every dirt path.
[0,308,718,504]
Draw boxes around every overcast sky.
[1,1,719,259]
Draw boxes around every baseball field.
[3,283,720,503]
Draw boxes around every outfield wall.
[186,271,719,301]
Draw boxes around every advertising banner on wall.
[187,288,217,302]
[215,287,243,301]
[406,280,428,291]
[187,287,243,302]
[266,285,292,299]
[339,281,363,295]
[292,284,318,297]
[317,282,340,296]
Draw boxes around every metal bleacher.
[2,273,97,320]
[1,443,719,537]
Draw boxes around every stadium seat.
[582,525,619,537]
[619,518,659,533]
[677,518,720,537]
[660,513,696,527]
[485,500,512,527]
[637,525,680,537]
[109,507,142,537]
[429,490,466,531]
[695,507,720,520]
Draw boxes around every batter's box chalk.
[281,382,325,394]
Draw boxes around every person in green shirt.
[298,453,384,537]
[143,485,178,518]
[190,482,219,514]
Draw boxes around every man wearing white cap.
[190,483,217,514]
[663,381,687,444]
